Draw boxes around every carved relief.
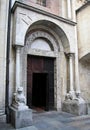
[19,12,33,26]
[25,30,59,53]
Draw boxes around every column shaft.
[68,53,74,94]
[16,47,21,91]
[69,55,74,92]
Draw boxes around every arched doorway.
[20,20,70,111]
[25,30,58,112]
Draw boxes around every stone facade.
[76,1,90,106]
[0,0,90,126]
[0,0,9,115]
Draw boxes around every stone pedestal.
[10,107,32,129]
[62,99,87,116]
[10,87,33,128]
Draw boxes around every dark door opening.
[32,73,48,110]
[27,55,54,111]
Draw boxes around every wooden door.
[27,55,54,110]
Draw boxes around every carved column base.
[69,91,76,100]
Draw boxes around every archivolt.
[25,30,59,52]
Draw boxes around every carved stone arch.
[25,20,70,53]
[25,30,59,52]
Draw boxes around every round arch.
[24,20,70,53]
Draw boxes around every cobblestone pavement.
[0,111,90,130]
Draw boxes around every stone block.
[62,100,87,116]
[10,107,33,129]
[87,103,90,114]
[0,114,6,122]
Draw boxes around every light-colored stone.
[0,0,9,115]
[0,1,90,127]
[10,107,32,129]
[77,5,90,59]
[12,87,28,110]
[62,99,87,115]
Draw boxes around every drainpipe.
[5,0,12,123]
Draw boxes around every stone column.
[15,46,21,91]
[74,26,81,94]
[68,53,75,96]
[67,0,72,19]
[11,46,32,128]
[14,46,29,110]
[62,53,87,115]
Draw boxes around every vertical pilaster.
[71,0,76,21]
[67,0,72,19]
[12,46,30,111]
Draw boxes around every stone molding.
[66,52,75,59]
[11,1,76,26]
[76,0,90,12]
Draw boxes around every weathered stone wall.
[76,2,90,104]
[79,61,90,103]
[12,0,76,21]
[0,0,9,114]
[76,4,90,59]
[12,0,60,15]
[0,0,80,115]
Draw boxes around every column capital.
[15,45,21,47]
[15,46,22,54]
[15,45,22,49]
[66,53,74,59]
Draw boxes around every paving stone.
[0,111,90,130]
[46,120,64,128]
[34,120,51,130]
[60,126,81,130]
[16,126,38,130]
